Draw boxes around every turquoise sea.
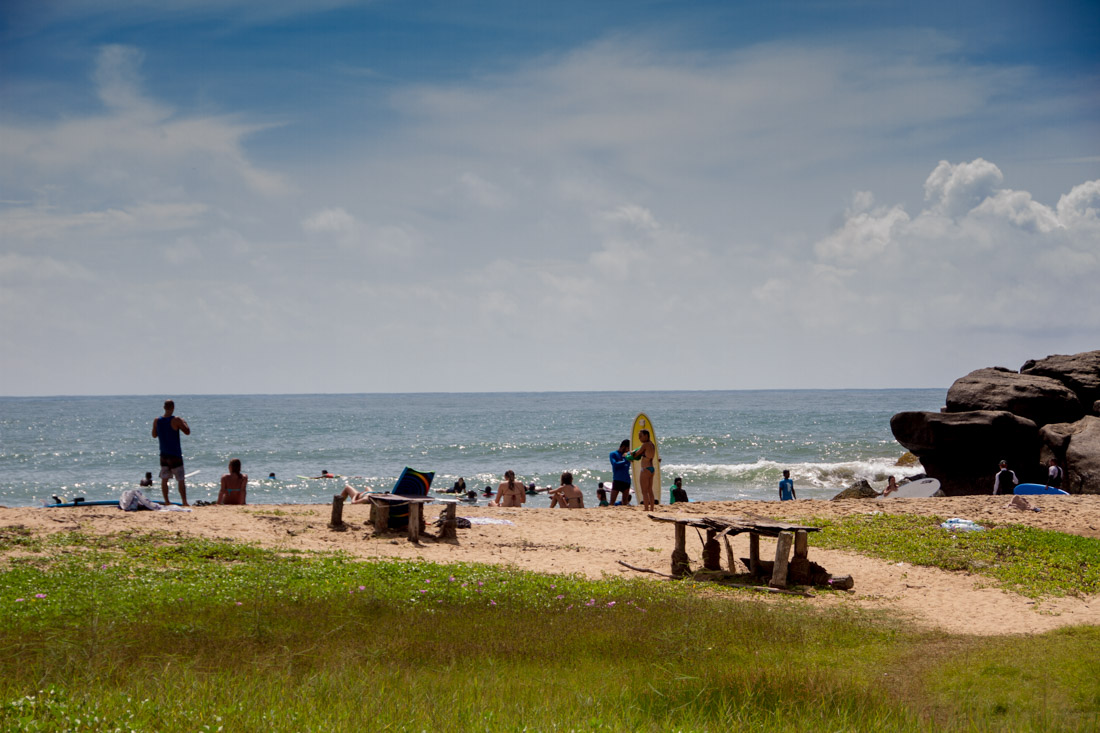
[0,390,944,508]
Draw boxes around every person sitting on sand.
[882,476,899,497]
[491,470,526,507]
[596,487,610,507]
[548,472,584,509]
[670,476,689,504]
[139,471,154,487]
[218,458,248,505]
[337,483,374,504]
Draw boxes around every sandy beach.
[4,495,1098,637]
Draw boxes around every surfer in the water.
[630,430,657,511]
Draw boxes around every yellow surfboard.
[631,412,660,503]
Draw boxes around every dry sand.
[4,495,1099,637]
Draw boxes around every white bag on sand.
[119,489,160,512]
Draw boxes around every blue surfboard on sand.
[1014,483,1068,496]
[43,499,183,508]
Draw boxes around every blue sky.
[2,0,1098,395]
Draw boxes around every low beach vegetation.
[806,514,1100,598]
[1,531,1097,731]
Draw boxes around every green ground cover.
[0,527,1097,731]
[806,514,1100,598]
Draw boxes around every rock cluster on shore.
[890,350,1100,495]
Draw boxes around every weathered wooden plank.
[408,502,421,543]
[770,531,794,589]
[794,529,809,559]
[329,494,346,530]
[749,532,760,576]
[372,502,390,533]
[672,522,690,577]
[438,501,457,540]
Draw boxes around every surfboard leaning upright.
[631,412,661,503]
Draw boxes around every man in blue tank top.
[152,399,191,506]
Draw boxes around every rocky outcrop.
[831,479,878,500]
[891,349,1100,495]
[1021,351,1100,408]
[1040,416,1100,494]
[945,367,1083,426]
[891,410,1040,495]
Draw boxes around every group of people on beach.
[150,400,246,507]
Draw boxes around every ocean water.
[0,390,943,508]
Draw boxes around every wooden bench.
[329,492,435,542]
[648,514,840,589]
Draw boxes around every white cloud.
[924,158,1004,218]
[302,207,357,237]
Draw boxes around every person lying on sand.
[548,472,584,509]
[337,484,373,504]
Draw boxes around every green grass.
[806,514,1100,598]
[1,531,1098,731]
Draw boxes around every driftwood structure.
[647,513,852,590]
[363,493,433,542]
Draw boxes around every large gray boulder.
[945,367,1083,426]
[891,410,1040,495]
[1021,351,1100,408]
[831,479,878,501]
[1039,416,1100,494]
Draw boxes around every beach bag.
[120,489,160,512]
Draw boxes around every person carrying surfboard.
[1045,458,1063,490]
[628,430,657,511]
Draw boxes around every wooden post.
[671,522,690,577]
[770,531,793,588]
[372,501,389,533]
[439,502,457,540]
[720,530,736,573]
[408,502,421,543]
[749,533,760,576]
[329,495,345,530]
[794,530,809,559]
[702,529,721,571]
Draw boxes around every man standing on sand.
[992,459,1017,495]
[609,439,632,507]
[152,399,191,506]
[779,469,796,501]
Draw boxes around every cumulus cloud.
[809,159,1100,334]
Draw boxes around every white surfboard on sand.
[879,477,940,499]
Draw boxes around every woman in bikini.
[548,471,585,509]
[491,470,526,507]
[218,458,248,505]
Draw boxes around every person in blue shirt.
[152,399,191,507]
[779,469,796,501]
[609,439,632,506]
